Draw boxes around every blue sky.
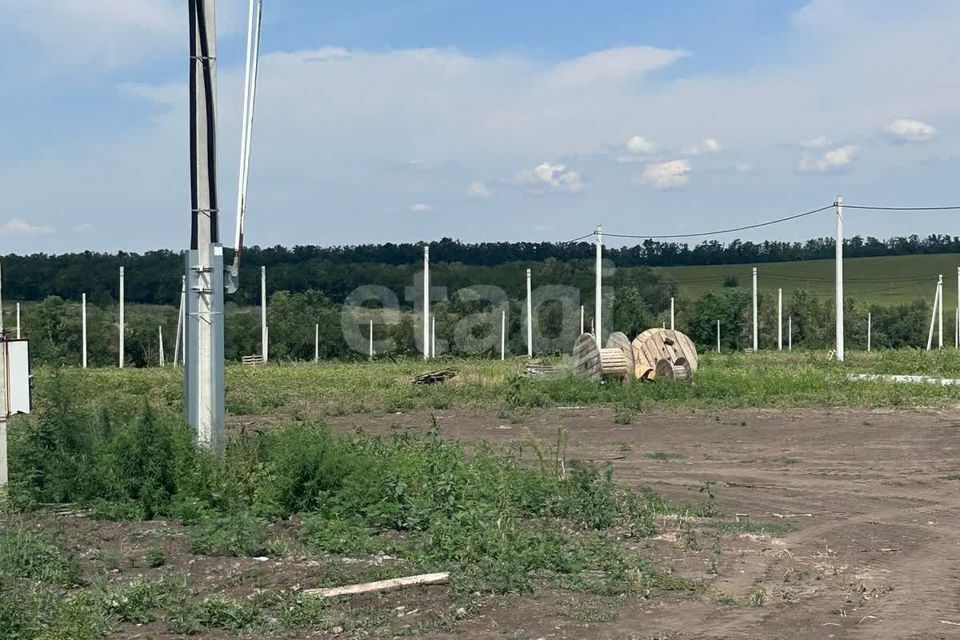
[0,0,958,253]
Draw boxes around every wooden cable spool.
[599,348,629,379]
[632,328,699,382]
[606,332,636,379]
[571,333,602,381]
[571,333,631,381]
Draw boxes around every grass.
[1,387,705,638]
[30,349,960,422]
[659,252,960,308]
[646,451,686,461]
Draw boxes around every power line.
[560,232,595,244]
[842,204,960,211]
[603,205,833,240]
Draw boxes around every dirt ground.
[322,406,960,639]
[35,406,960,639]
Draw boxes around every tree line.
[1,233,958,307]
[14,275,933,368]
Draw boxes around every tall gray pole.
[752,267,758,351]
[777,288,782,350]
[501,309,506,361]
[119,266,125,368]
[423,246,430,360]
[938,274,944,349]
[81,293,88,368]
[174,276,185,366]
[594,225,602,344]
[526,268,533,357]
[15,303,20,340]
[835,196,844,361]
[185,0,225,451]
[260,265,268,362]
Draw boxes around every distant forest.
[2,233,958,306]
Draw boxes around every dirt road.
[329,406,960,639]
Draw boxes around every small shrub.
[0,524,80,585]
[188,513,267,557]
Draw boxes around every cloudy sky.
[1,0,958,252]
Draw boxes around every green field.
[658,252,960,307]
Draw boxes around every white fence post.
[15,303,20,340]
[777,288,782,351]
[119,266,125,368]
[260,265,268,363]
[595,225,602,344]
[752,267,758,351]
[423,246,430,360]
[867,312,872,352]
[81,293,88,369]
[938,274,944,349]
[526,268,533,357]
[670,297,675,331]
[716,319,720,353]
[788,316,793,351]
[315,323,320,362]
[927,277,941,351]
[501,309,506,361]
[580,305,584,335]
[835,196,844,361]
[159,326,165,366]
[369,319,373,361]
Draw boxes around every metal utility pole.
[185,0,225,451]
[81,293,88,369]
[835,196,844,361]
[752,267,758,351]
[956,266,959,349]
[0,260,4,335]
[431,316,437,358]
[423,246,430,360]
[119,266,125,368]
[594,225,602,344]
[260,266,268,362]
[526,268,533,357]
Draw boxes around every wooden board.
[571,333,602,381]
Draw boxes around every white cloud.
[682,138,721,156]
[641,159,691,189]
[1,218,54,236]
[625,135,656,156]
[882,118,938,142]
[798,144,860,173]
[735,162,753,173]
[73,223,94,234]
[514,163,584,193]
[800,135,832,149]
[466,180,492,199]
[410,203,433,213]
